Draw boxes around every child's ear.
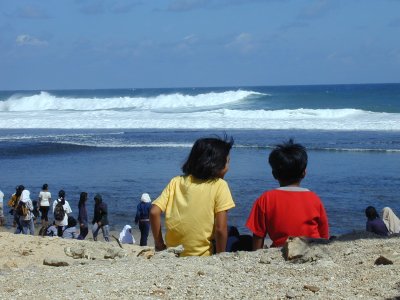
[301,169,307,178]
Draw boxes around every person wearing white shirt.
[52,190,72,237]
[38,183,52,227]
[0,189,4,226]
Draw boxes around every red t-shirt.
[246,188,329,247]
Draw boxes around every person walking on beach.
[0,189,4,226]
[365,206,388,236]
[17,190,35,235]
[92,194,110,242]
[246,139,329,249]
[135,193,152,246]
[150,136,236,256]
[77,192,89,240]
[53,190,72,237]
[38,183,52,227]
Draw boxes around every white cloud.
[16,34,48,46]
[226,33,255,54]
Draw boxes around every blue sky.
[1,0,399,90]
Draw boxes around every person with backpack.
[17,189,35,235]
[52,190,72,237]
[135,193,152,246]
[92,194,109,242]
[8,185,24,231]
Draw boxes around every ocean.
[0,84,399,235]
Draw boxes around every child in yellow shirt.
[151,136,235,256]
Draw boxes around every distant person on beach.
[62,216,78,239]
[381,207,400,235]
[53,190,72,237]
[150,136,235,256]
[135,193,152,246]
[38,183,52,227]
[77,192,89,240]
[92,194,110,242]
[119,225,135,244]
[8,185,25,232]
[17,190,35,235]
[246,139,329,249]
[0,189,4,226]
[365,206,388,236]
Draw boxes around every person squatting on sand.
[246,139,330,249]
[381,207,400,235]
[77,192,89,240]
[38,183,52,228]
[365,206,388,236]
[0,189,4,226]
[135,193,152,246]
[53,190,72,237]
[62,215,78,239]
[150,136,235,256]
[119,224,135,244]
[92,194,110,242]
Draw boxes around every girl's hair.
[78,192,88,208]
[58,190,66,205]
[365,206,379,220]
[182,135,234,180]
[42,183,48,190]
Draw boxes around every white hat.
[141,193,151,203]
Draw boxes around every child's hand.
[155,242,167,252]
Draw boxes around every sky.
[0,0,400,90]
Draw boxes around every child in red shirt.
[246,139,329,249]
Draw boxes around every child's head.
[42,183,48,191]
[268,139,308,186]
[182,135,234,180]
[365,206,379,220]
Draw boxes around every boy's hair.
[182,136,234,180]
[268,139,307,185]
[365,206,379,220]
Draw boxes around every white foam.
[0,90,261,112]
[0,107,399,130]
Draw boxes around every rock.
[259,255,271,264]
[286,291,296,298]
[3,261,18,270]
[104,247,127,259]
[137,248,155,259]
[374,256,393,265]
[283,237,310,260]
[43,258,70,267]
[304,285,320,293]
[166,245,184,255]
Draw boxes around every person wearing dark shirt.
[365,206,388,236]
[92,194,109,242]
[77,192,88,240]
[135,193,152,246]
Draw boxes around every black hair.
[94,194,102,203]
[67,216,77,228]
[42,183,48,190]
[58,190,66,205]
[16,185,25,197]
[365,206,379,220]
[78,192,88,208]
[182,135,234,180]
[268,139,308,185]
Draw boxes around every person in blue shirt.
[135,193,152,246]
[365,206,388,236]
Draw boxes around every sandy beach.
[0,228,399,299]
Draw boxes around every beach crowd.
[0,136,399,256]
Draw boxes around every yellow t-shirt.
[153,175,235,256]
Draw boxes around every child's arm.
[252,234,264,250]
[150,205,166,251]
[215,210,228,253]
